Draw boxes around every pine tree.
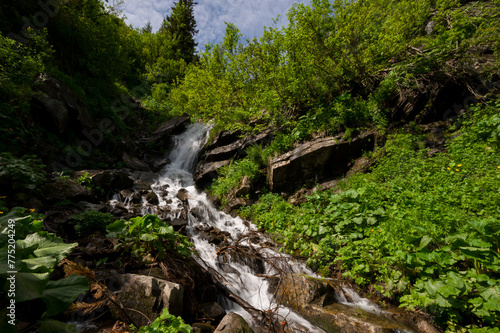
[159,0,198,64]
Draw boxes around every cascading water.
[120,123,407,332]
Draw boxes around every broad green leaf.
[15,272,49,302]
[22,232,77,262]
[22,256,57,272]
[483,297,500,311]
[417,235,432,251]
[0,245,22,274]
[106,219,127,235]
[479,285,500,301]
[140,233,158,242]
[39,319,79,333]
[41,274,89,316]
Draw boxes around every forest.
[1,0,499,332]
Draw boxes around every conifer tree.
[159,0,198,64]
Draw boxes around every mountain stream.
[111,123,415,333]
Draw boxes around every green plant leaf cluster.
[209,158,262,202]
[241,100,500,330]
[131,308,192,333]
[0,153,45,191]
[0,208,88,333]
[170,0,499,137]
[70,209,115,237]
[106,215,193,262]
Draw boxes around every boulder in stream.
[277,274,418,333]
[214,312,254,333]
[43,179,92,202]
[107,273,184,327]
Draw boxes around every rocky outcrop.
[194,160,231,188]
[122,152,150,172]
[267,132,376,193]
[148,113,191,148]
[43,179,92,202]
[214,312,254,333]
[74,169,134,192]
[194,129,274,189]
[107,273,184,327]
[33,73,96,134]
[277,274,419,333]
[197,302,226,323]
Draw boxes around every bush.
[71,210,115,237]
[0,153,45,190]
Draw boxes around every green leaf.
[22,256,57,272]
[417,235,432,251]
[140,233,159,242]
[41,274,89,316]
[15,272,49,302]
[106,219,127,236]
[22,232,77,262]
[39,319,79,333]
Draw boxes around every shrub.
[71,210,115,237]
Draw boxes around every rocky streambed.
[36,117,440,333]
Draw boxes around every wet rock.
[122,152,150,171]
[168,218,188,231]
[230,249,266,275]
[277,274,415,333]
[177,188,189,201]
[145,191,159,205]
[267,133,376,193]
[234,176,251,197]
[110,203,129,216]
[227,197,248,211]
[44,179,92,202]
[415,320,441,333]
[75,170,134,192]
[194,160,231,189]
[200,227,231,246]
[192,323,216,332]
[198,302,226,322]
[149,113,191,148]
[76,201,107,212]
[108,273,184,327]
[144,152,171,172]
[214,312,254,333]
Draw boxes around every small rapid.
[114,123,395,332]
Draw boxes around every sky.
[119,0,310,50]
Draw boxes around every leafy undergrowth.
[240,100,500,331]
[0,207,88,333]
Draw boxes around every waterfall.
[142,123,402,332]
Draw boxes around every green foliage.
[159,0,198,65]
[132,308,192,333]
[70,210,115,237]
[77,172,93,189]
[209,159,261,201]
[106,215,193,262]
[242,100,500,330]
[171,0,499,138]
[0,153,45,190]
[0,208,88,332]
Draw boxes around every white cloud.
[119,0,310,50]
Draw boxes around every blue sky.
[119,0,310,50]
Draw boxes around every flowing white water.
[133,123,384,332]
